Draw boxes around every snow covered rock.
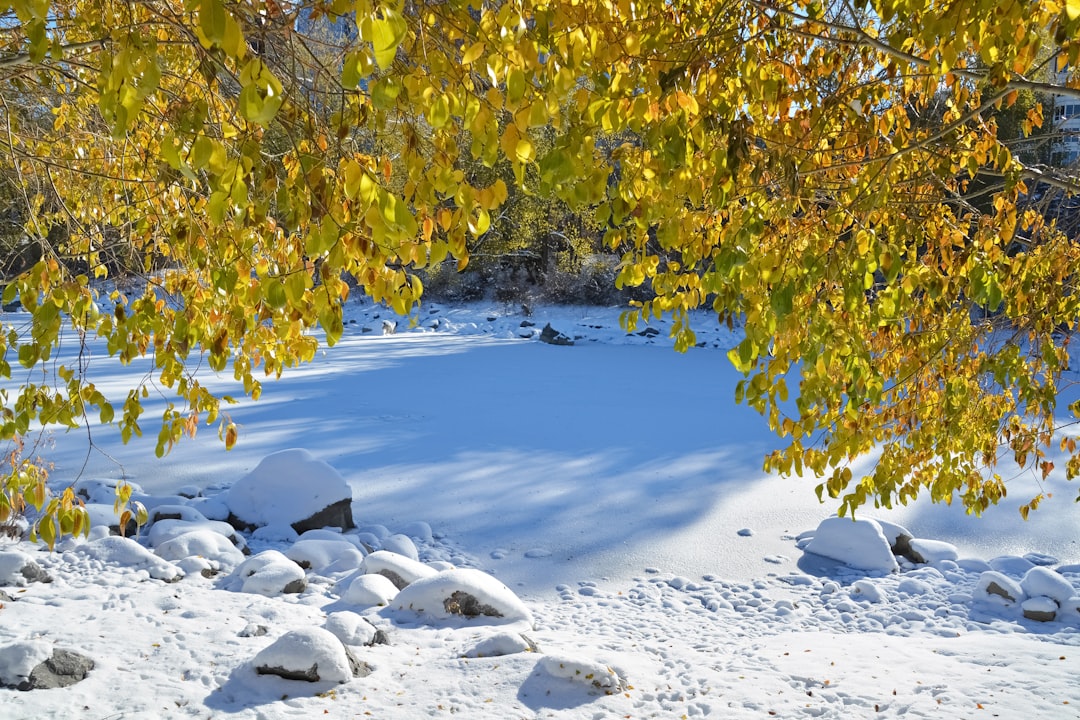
[539,323,574,346]
[463,632,539,658]
[224,550,306,596]
[381,533,419,561]
[153,530,246,571]
[868,518,914,555]
[907,539,959,564]
[147,518,246,553]
[324,612,387,647]
[73,478,143,505]
[360,550,438,589]
[341,572,399,606]
[0,642,94,691]
[538,654,626,692]
[803,517,899,573]
[974,571,1026,607]
[147,504,208,525]
[849,579,885,603]
[989,555,1036,577]
[0,550,51,586]
[77,536,183,582]
[392,568,533,625]
[1019,566,1075,606]
[285,539,364,572]
[1021,596,1058,622]
[223,449,354,534]
[252,628,369,683]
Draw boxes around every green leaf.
[371,9,408,70]
[199,0,227,46]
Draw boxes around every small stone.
[238,623,268,637]
[737,528,754,537]
[381,320,397,335]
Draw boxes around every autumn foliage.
[1,0,1079,542]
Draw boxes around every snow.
[1,301,1079,719]
[0,641,52,688]
[223,448,351,529]
[803,516,900,573]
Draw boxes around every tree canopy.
[1,0,1079,543]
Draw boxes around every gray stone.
[381,320,397,335]
[0,589,13,602]
[19,649,94,690]
[443,590,503,619]
[291,498,355,535]
[986,580,1020,603]
[19,561,51,584]
[539,323,573,346]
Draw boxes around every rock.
[906,539,959,564]
[463,632,538,658]
[539,654,627,692]
[324,612,388,646]
[252,628,369,683]
[849,579,886,603]
[359,550,438,589]
[381,533,419,561]
[238,623,269,638]
[223,449,354,534]
[22,649,95,690]
[148,519,247,553]
[223,550,307,596]
[1020,566,1076,606]
[381,320,397,335]
[975,571,1026,606]
[519,320,535,328]
[285,539,364,572]
[76,536,184,582]
[1021,596,1058,622]
[989,555,1036,577]
[636,327,660,337]
[0,550,51,586]
[0,589,13,602]
[867,519,913,556]
[154,530,246,571]
[398,521,434,544]
[341,573,399,606]
[803,517,899,573]
[148,504,208,525]
[539,323,574,346]
[392,568,533,625]
[1022,552,1059,567]
[736,528,753,537]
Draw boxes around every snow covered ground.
[0,300,1078,719]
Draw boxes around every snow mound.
[360,550,438,589]
[76,535,183,582]
[251,627,360,684]
[153,530,246,570]
[908,538,959,564]
[849,579,885,603]
[463,632,538,658]
[223,550,306,596]
[0,640,52,688]
[324,612,383,646]
[538,654,626,692]
[803,517,898,573]
[381,533,419,560]
[0,550,49,586]
[974,571,1025,606]
[1020,566,1075,605]
[391,568,533,626]
[285,539,364,572]
[223,448,353,531]
[341,572,399,606]
[147,518,245,552]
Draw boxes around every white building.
[1051,56,1079,166]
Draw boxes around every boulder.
[392,568,533,625]
[539,323,573,346]
[1020,566,1075,606]
[76,536,183,582]
[324,612,388,647]
[341,572,399,607]
[223,550,306,596]
[154,530,246,571]
[1021,596,1058,622]
[463,632,539,658]
[975,571,1026,606]
[0,642,93,691]
[252,628,370,683]
[224,449,354,534]
[0,550,51,586]
[906,539,959,564]
[359,550,438,589]
[803,517,899,573]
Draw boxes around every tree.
[1,0,1079,544]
